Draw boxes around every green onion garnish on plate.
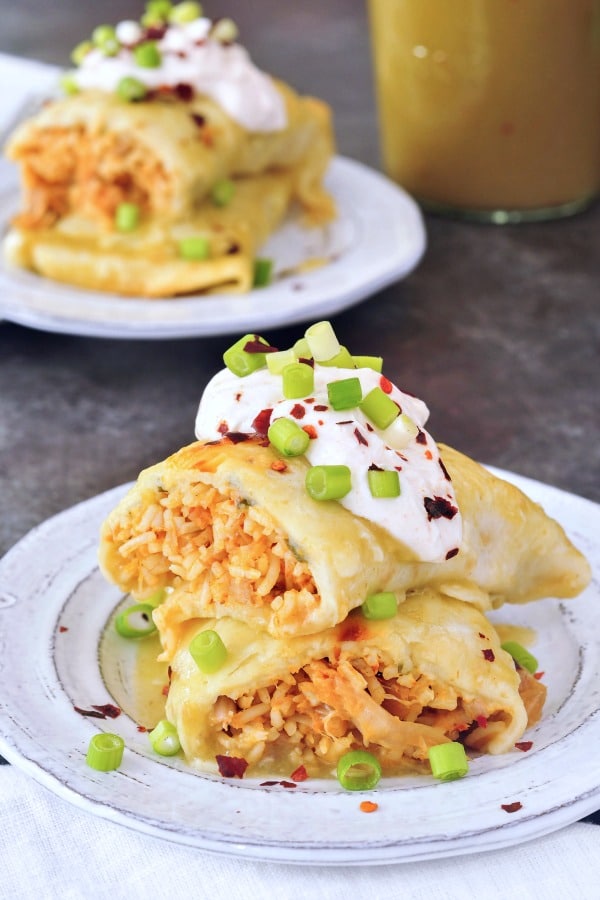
[336,750,382,791]
[86,733,125,771]
[361,591,397,620]
[359,387,399,430]
[501,641,539,674]
[114,603,157,639]
[428,742,469,781]
[327,377,362,410]
[282,362,314,399]
[367,468,400,498]
[148,720,181,756]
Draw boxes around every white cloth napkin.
[1,765,599,900]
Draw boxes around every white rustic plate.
[0,468,598,866]
[0,156,425,340]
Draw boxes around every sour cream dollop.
[195,365,462,563]
[72,18,287,132]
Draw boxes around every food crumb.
[360,801,379,813]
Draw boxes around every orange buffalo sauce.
[368,0,600,220]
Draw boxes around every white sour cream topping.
[195,365,462,562]
[73,18,287,132]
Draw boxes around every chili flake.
[354,428,368,446]
[251,408,272,435]
[271,460,288,473]
[379,375,393,394]
[290,403,306,419]
[515,741,533,752]
[302,424,318,440]
[216,755,249,779]
[482,649,496,662]
[290,764,308,782]
[416,430,427,445]
[501,801,523,813]
[424,496,458,520]
[445,548,459,560]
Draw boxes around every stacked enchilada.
[99,322,591,780]
[3,8,335,296]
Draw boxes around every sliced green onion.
[293,337,312,360]
[305,320,340,362]
[114,202,140,233]
[134,41,162,68]
[305,465,351,501]
[428,742,469,781]
[71,40,93,66]
[501,641,539,674]
[169,1,203,24]
[282,362,314,399]
[189,629,228,673]
[211,17,239,43]
[115,603,156,638]
[268,417,310,457]
[60,73,80,96]
[367,468,401,498]
[352,355,383,373]
[86,733,125,771]
[92,24,116,47]
[327,377,362,411]
[117,76,148,102]
[223,333,269,377]
[178,235,210,261]
[361,591,397,620]
[266,348,297,375]
[359,387,399,430]
[383,412,419,450]
[319,346,356,369]
[148,719,181,756]
[146,0,173,18]
[211,178,236,207]
[253,257,273,288]
[336,749,382,791]
[143,588,167,608]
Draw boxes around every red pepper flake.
[174,82,194,101]
[515,741,533,752]
[162,684,170,696]
[302,424,318,440]
[501,801,523,813]
[476,715,488,729]
[482,649,496,662]
[336,420,353,425]
[298,357,314,367]
[74,704,121,720]
[478,632,486,639]
[217,420,229,434]
[243,338,278,354]
[360,801,379,813]
[290,764,308,782]
[455,722,470,733]
[305,397,315,404]
[424,496,458,520]
[314,404,328,412]
[191,112,206,127]
[137,725,149,733]
[365,422,374,432]
[251,407,272,435]
[224,432,250,444]
[439,458,452,481]
[445,548,459,560]
[424,449,433,460]
[58,625,68,633]
[534,672,545,680]
[416,430,427,445]
[216,755,249,779]
[260,781,279,787]
[280,780,297,789]
[369,463,383,471]
[235,392,242,402]
[354,427,368,446]
[379,375,393,394]
[227,243,240,255]
[290,403,305,419]
[271,460,288,473]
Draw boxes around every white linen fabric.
[1,765,599,900]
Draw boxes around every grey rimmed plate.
[0,468,598,865]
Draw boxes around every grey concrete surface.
[0,0,599,562]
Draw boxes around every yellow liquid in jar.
[368,0,600,218]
